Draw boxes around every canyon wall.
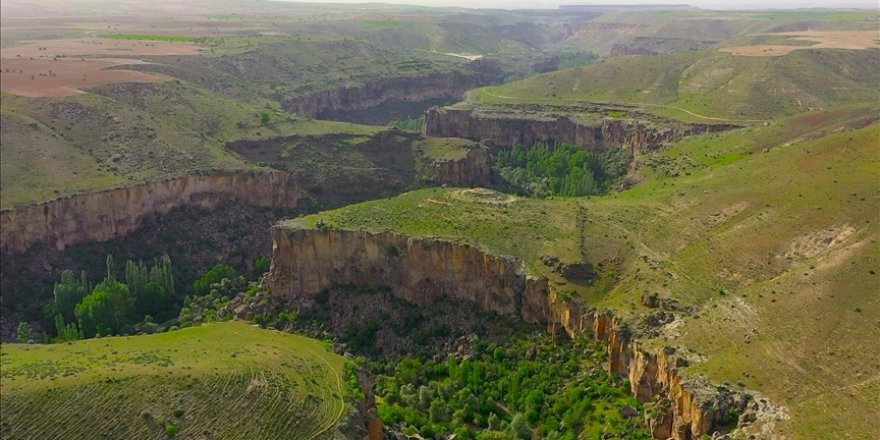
[422,107,737,154]
[0,135,491,256]
[267,227,745,440]
[283,72,486,118]
[431,147,492,187]
[0,171,306,255]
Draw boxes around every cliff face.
[422,107,736,155]
[432,148,492,187]
[1,134,492,256]
[283,72,486,118]
[0,171,305,255]
[267,227,746,440]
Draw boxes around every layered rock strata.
[423,107,737,154]
[267,227,748,440]
[0,171,304,255]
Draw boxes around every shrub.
[164,423,178,437]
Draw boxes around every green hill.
[463,48,880,122]
[288,106,880,439]
[0,321,354,440]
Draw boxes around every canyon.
[267,226,759,440]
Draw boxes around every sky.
[278,0,879,10]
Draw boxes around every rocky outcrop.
[0,171,306,255]
[283,72,486,118]
[267,227,751,440]
[1,132,492,256]
[431,148,492,187]
[423,107,737,155]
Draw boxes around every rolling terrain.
[0,2,878,440]
[0,321,356,440]
[281,105,880,439]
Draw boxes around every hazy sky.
[278,0,879,10]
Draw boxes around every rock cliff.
[431,148,492,187]
[267,226,751,440]
[422,107,737,155]
[283,72,486,118]
[1,134,491,256]
[0,171,305,255]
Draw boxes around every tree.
[16,322,34,343]
[75,279,133,337]
[429,399,449,423]
[193,264,239,296]
[509,413,532,440]
[126,257,175,318]
[54,314,84,342]
[487,412,501,431]
[260,111,271,125]
[54,270,89,322]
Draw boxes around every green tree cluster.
[494,141,631,197]
[49,256,179,338]
[388,116,423,131]
[373,335,651,440]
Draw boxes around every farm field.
[719,30,880,56]
[0,321,353,440]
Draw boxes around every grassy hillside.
[462,48,880,122]
[0,321,353,440]
[562,8,879,54]
[289,106,880,439]
[0,81,391,208]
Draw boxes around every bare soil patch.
[1,58,168,97]
[719,30,880,57]
[0,38,200,97]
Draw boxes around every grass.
[461,48,880,122]
[0,321,352,440]
[286,106,880,439]
[360,19,407,29]
[99,34,201,42]
[0,80,402,208]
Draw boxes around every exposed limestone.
[422,106,738,155]
[0,171,304,255]
[267,226,764,440]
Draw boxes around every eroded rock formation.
[267,226,751,440]
[0,171,305,255]
[283,72,486,118]
[423,107,737,154]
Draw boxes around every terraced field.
[0,321,352,440]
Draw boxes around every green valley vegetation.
[494,142,631,197]
[0,321,354,440]
[388,116,424,132]
[41,256,266,342]
[373,334,650,440]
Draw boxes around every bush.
[164,423,178,437]
[193,264,239,296]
